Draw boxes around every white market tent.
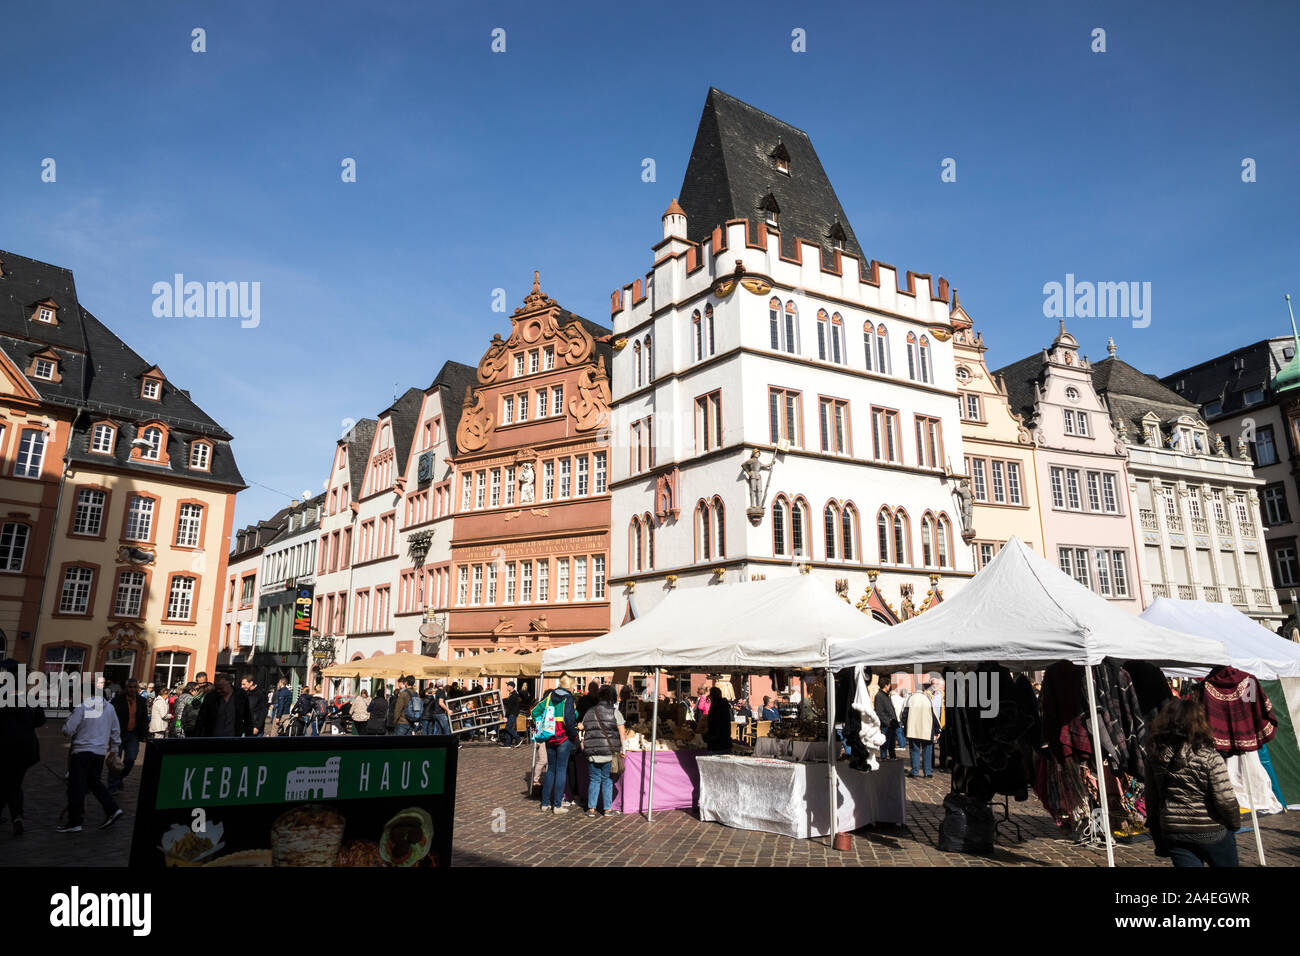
[1139,597,1300,680]
[1141,598,1300,817]
[830,537,1231,864]
[542,574,883,672]
[540,574,884,823]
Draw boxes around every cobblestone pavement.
[4,729,1298,867]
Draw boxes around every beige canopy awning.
[321,652,452,680]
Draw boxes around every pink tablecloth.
[613,749,707,814]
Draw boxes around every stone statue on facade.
[518,461,535,504]
[1213,432,1226,456]
[953,477,975,540]
[742,449,773,510]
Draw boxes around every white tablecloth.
[752,739,830,762]
[696,756,906,839]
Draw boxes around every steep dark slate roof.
[380,386,425,480]
[992,352,1049,423]
[0,249,244,488]
[1160,338,1290,421]
[427,360,478,447]
[1091,356,1198,431]
[678,88,864,264]
[345,418,377,491]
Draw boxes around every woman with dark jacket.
[365,689,389,735]
[1145,697,1241,867]
[578,684,626,816]
[874,681,899,760]
[702,687,733,753]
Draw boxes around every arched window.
[644,335,654,382]
[631,518,643,572]
[866,323,890,374]
[783,302,798,355]
[906,332,919,382]
[921,512,936,567]
[791,496,809,557]
[768,297,782,351]
[877,508,892,563]
[712,496,726,558]
[919,335,932,384]
[692,311,703,362]
[936,513,952,569]
[824,502,839,561]
[817,310,830,361]
[696,500,712,561]
[842,504,857,562]
[773,496,789,556]
[645,512,656,569]
[705,305,716,357]
[633,342,642,389]
[830,312,844,364]
[893,509,911,565]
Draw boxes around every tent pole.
[530,669,542,792]
[827,667,838,848]
[647,668,660,822]
[1083,664,1116,867]
[1241,758,1267,866]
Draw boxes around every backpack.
[314,696,328,717]
[405,692,424,722]
[532,692,564,743]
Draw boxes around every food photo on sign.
[128,735,457,868]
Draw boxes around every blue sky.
[3,0,1298,530]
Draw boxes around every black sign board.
[129,735,457,868]
[292,585,314,636]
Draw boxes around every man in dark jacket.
[241,674,270,736]
[500,681,522,747]
[271,677,293,735]
[108,679,149,792]
[0,659,46,835]
[194,673,252,737]
[575,682,600,721]
[874,681,899,760]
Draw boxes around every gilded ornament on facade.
[714,279,736,298]
[927,328,951,342]
[741,278,772,295]
[455,385,495,452]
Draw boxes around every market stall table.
[613,750,706,814]
[697,755,905,839]
[753,739,831,762]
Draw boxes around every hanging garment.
[1040,661,1092,761]
[1123,659,1173,722]
[1094,660,1146,779]
[1202,666,1277,755]
[850,666,884,771]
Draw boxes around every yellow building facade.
[950,299,1046,566]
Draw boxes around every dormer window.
[142,378,161,401]
[140,427,163,460]
[25,348,62,383]
[770,142,791,176]
[1204,400,1223,418]
[759,193,781,228]
[827,221,847,250]
[189,441,212,471]
[38,308,54,323]
[30,299,59,325]
[90,423,116,454]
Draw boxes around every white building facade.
[608,91,974,625]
